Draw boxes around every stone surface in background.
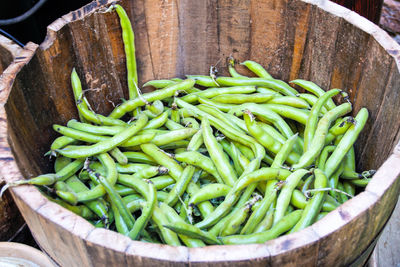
[380,0,400,43]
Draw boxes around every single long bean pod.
[240,180,279,234]
[181,117,200,129]
[253,208,274,233]
[273,169,309,225]
[188,183,231,205]
[324,108,368,178]
[143,111,169,130]
[164,221,221,245]
[175,151,224,184]
[197,97,238,112]
[243,110,300,164]
[148,175,175,190]
[290,169,328,233]
[87,155,135,229]
[316,145,336,170]
[109,79,195,119]
[143,79,176,88]
[49,136,78,153]
[186,182,215,219]
[216,77,298,96]
[152,205,181,246]
[303,89,341,151]
[259,123,286,144]
[228,57,246,78]
[127,180,157,240]
[202,118,237,187]
[341,147,361,179]
[140,143,183,181]
[116,163,153,174]
[160,203,205,247]
[263,104,310,125]
[290,79,336,110]
[55,159,85,181]
[123,151,156,164]
[291,103,352,170]
[165,119,185,130]
[220,195,261,236]
[111,200,130,235]
[241,60,273,79]
[78,96,128,126]
[181,86,257,103]
[221,210,303,245]
[119,133,156,148]
[164,165,196,206]
[56,114,148,158]
[271,133,298,168]
[151,128,197,146]
[212,93,275,104]
[67,119,125,136]
[187,129,203,151]
[117,166,168,189]
[233,167,292,192]
[71,68,88,122]
[114,4,138,100]
[186,75,219,87]
[267,96,310,109]
[229,143,245,175]
[53,125,109,143]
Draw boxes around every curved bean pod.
[273,169,309,225]
[56,114,148,158]
[202,118,238,187]
[291,103,352,170]
[109,79,195,119]
[233,167,292,192]
[188,184,231,205]
[216,77,298,96]
[175,151,224,184]
[290,169,327,233]
[303,89,341,151]
[240,60,273,79]
[181,86,257,103]
[212,93,275,104]
[290,79,336,110]
[221,210,303,244]
[324,108,368,178]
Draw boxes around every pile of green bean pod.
[1,4,376,246]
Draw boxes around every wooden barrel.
[0,0,400,266]
[0,34,28,242]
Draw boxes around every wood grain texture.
[0,0,399,266]
[0,34,22,74]
[0,35,27,241]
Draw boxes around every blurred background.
[0,0,399,46]
[0,0,92,45]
